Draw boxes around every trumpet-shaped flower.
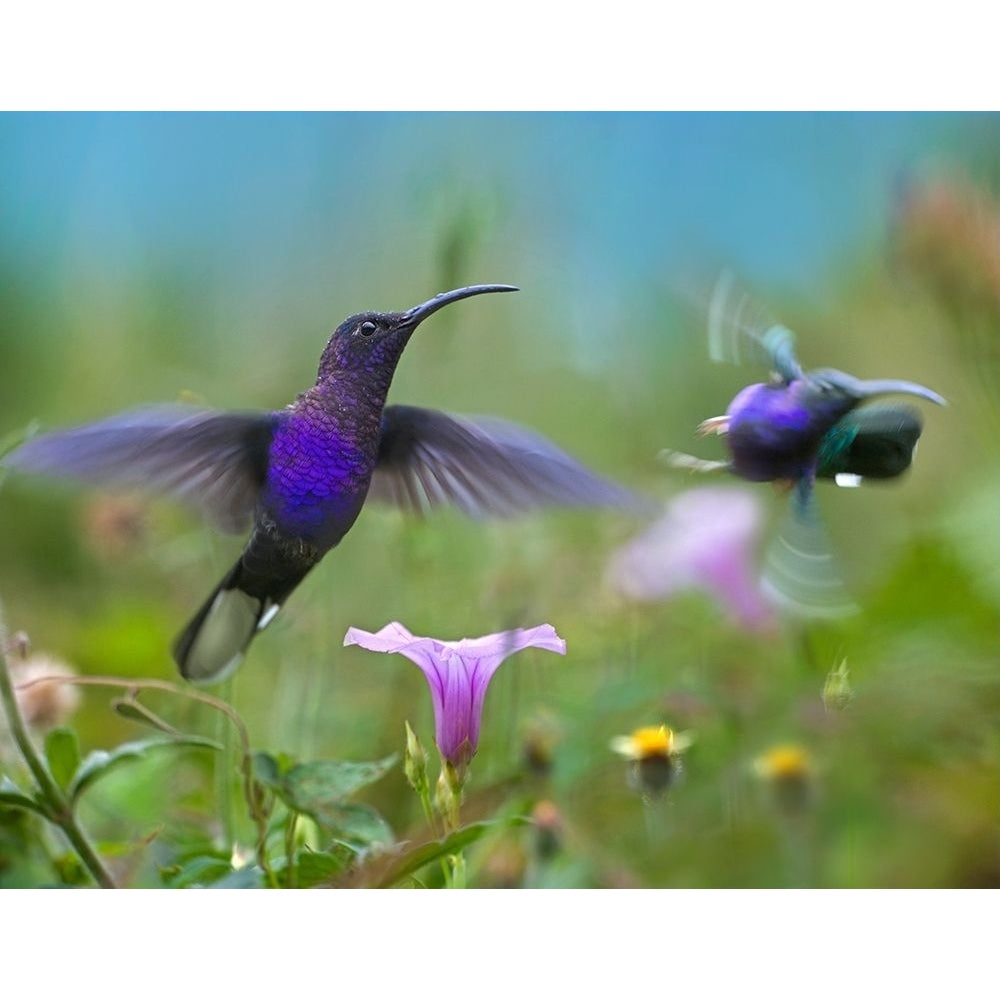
[605,486,775,631]
[343,621,566,770]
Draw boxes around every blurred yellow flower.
[753,743,815,813]
[610,724,693,761]
[753,743,813,781]
[610,724,693,798]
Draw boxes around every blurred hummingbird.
[5,284,647,682]
[664,273,946,615]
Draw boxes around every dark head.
[317,284,518,381]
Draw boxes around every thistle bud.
[403,720,429,798]
[0,652,81,760]
[12,654,80,730]
[434,761,464,831]
[822,660,854,712]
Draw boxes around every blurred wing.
[761,477,859,618]
[707,270,804,383]
[369,405,652,519]
[817,404,923,483]
[4,406,276,533]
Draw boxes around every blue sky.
[0,113,992,335]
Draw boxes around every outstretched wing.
[707,270,804,383]
[817,404,924,484]
[4,406,276,533]
[761,477,858,618]
[369,405,652,519]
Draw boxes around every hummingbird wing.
[369,405,652,518]
[3,406,276,533]
[761,476,858,618]
[817,404,924,483]
[707,270,804,383]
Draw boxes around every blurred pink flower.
[606,486,775,631]
[343,622,566,769]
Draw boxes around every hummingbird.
[5,284,647,682]
[664,273,946,615]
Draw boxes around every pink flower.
[343,622,566,769]
[606,486,775,631]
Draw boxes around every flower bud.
[822,660,854,712]
[403,720,429,798]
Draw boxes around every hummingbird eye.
[359,321,377,337]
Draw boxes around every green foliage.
[0,777,45,816]
[67,735,221,805]
[44,727,81,790]
[368,820,519,889]
[2,142,1000,887]
[253,752,396,849]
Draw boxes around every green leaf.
[255,754,398,847]
[0,775,48,816]
[374,819,526,889]
[250,750,285,790]
[291,849,351,888]
[316,801,394,849]
[110,698,182,736]
[0,420,39,461]
[282,754,398,806]
[44,728,81,790]
[206,866,264,889]
[162,854,234,889]
[68,735,221,804]
[52,852,89,887]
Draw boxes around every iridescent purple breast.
[726,380,854,482]
[261,414,374,546]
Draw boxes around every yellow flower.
[610,724,693,761]
[753,743,814,812]
[610,724,693,798]
[753,743,813,781]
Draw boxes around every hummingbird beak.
[812,368,947,407]
[852,378,948,407]
[399,284,519,328]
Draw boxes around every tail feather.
[173,558,293,683]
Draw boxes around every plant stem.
[0,634,116,888]
[284,812,298,889]
[16,672,279,887]
[215,676,236,849]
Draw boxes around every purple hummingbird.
[5,285,647,682]
[664,273,946,615]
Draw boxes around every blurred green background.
[1,112,999,887]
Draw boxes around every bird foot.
[659,449,729,474]
[697,415,730,436]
